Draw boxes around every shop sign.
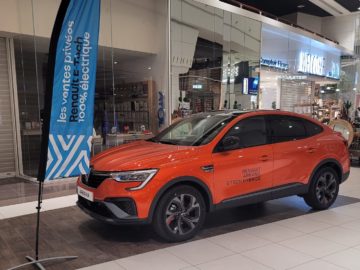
[260,57,288,70]
[298,51,324,76]
[192,84,203,89]
[280,75,307,80]
[243,77,258,95]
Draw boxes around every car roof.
[192,109,294,117]
[191,110,321,122]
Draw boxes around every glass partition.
[259,23,345,123]
[14,0,168,178]
[170,0,261,123]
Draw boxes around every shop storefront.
[170,0,261,121]
[0,0,357,179]
[259,24,354,124]
[8,0,168,178]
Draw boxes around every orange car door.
[268,115,319,187]
[212,116,273,203]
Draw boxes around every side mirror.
[221,136,240,151]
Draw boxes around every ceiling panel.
[222,0,359,17]
[334,0,359,12]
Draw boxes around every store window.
[259,24,354,125]
[14,0,168,178]
[170,0,261,122]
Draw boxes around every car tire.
[303,167,339,210]
[152,185,206,242]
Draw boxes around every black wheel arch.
[309,158,343,187]
[148,176,214,223]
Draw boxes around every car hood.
[91,140,199,171]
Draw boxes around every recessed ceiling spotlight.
[336,88,340,92]
[358,6,360,10]
[320,90,325,94]
[297,4,305,8]
[114,61,118,65]
[326,86,331,90]
[147,66,152,70]
[353,87,357,91]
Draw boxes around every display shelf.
[94,80,157,134]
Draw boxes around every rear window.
[269,116,307,143]
[302,119,323,137]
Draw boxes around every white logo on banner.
[45,134,92,180]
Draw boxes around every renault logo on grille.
[83,174,90,184]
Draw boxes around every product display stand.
[7,180,77,270]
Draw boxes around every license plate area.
[77,186,94,202]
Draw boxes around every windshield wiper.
[147,137,159,143]
[157,140,178,145]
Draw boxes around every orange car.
[77,110,350,242]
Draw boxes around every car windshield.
[148,113,235,146]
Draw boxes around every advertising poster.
[39,0,101,181]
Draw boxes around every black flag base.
[8,256,78,270]
[7,181,78,270]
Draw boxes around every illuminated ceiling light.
[114,61,118,65]
[353,87,357,91]
[326,86,331,90]
[358,6,360,10]
[297,4,305,8]
[320,90,325,93]
[336,88,340,92]
[147,66,152,70]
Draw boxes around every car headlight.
[110,169,158,191]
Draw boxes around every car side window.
[216,116,268,152]
[302,119,323,137]
[269,116,307,143]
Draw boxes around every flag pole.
[8,0,78,269]
[9,0,101,266]
[7,176,77,270]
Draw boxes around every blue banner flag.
[39,0,101,181]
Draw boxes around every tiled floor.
[0,166,359,270]
[0,177,76,206]
[78,165,360,270]
[78,202,360,270]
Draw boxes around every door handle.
[201,164,214,173]
[259,155,269,161]
[306,147,316,153]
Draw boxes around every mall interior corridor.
[1,0,360,269]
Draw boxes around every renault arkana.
[77,110,350,242]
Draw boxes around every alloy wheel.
[315,171,337,206]
[165,193,201,235]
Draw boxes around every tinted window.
[269,116,306,143]
[218,116,267,150]
[303,119,323,137]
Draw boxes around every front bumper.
[77,196,149,225]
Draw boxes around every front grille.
[78,196,114,218]
[81,170,109,188]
